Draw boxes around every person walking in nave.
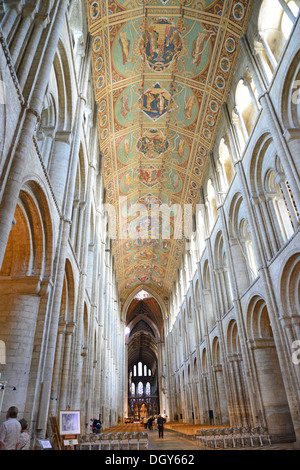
[157,414,166,439]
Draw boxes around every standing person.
[95,419,102,434]
[0,406,21,450]
[143,416,148,429]
[18,419,30,450]
[92,418,102,434]
[148,416,153,431]
[157,414,166,439]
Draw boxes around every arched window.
[196,206,206,255]
[37,92,57,167]
[235,79,257,140]
[218,138,234,189]
[232,107,246,153]
[223,252,233,309]
[281,1,299,39]
[138,382,143,396]
[266,170,295,243]
[256,0,299,81]
[146,382,151,396]
[214,233,233,314]
[131,383,135,396]
[138,362,143,376]
[203,261,215,331]
[133,365,137,376]
[240,219,258,282]
[206,179,218,231]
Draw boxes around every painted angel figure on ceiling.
[120,94,129,118]
[119,31,131,65]
[191,29,214,67]
[184,95,196,120]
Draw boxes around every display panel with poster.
[38,439,52,450]
[59,410,81,436]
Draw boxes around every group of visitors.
[141,414,167,438]
[0,406,30,450]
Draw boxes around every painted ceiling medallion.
[137,129,169,159]
[87,0,253,305]
[140,83,176,121]
[140,18,183,72]
[140,166,162,188]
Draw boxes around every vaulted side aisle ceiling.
[87,0,252,309]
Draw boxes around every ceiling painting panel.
[87,0,253,307]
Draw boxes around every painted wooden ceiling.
[87,0,252,308]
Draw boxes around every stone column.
[97,342,104,425]
[279,314,300,381]
[275,171,299,230]
[0,277,49,417]
[259,34,277,69]
[221,105,240,162]
[18,12,50,90]
[219,268,228,312]
[157,341,168,416]
[249,337,295,441]
[9,5,36,66]
[231,108,246,154]
[0,0,69,269]
[50,319,66,415]
[239,34,267,94]
[283,129,300,193]
[214,268,224,315]
[251,194,277,260]
[75,201,87,258]
[187,382,194,423]
[243,71,260,114]
[277,0,297,22]
[40,125,55,169]
[59,321,76,410]
[234,105,249,143]
[216,160,227,197]
[1,0,25,40]
[124,336,129,419]
[188,280,198,351]
[261,193,283,251]
[202,372,211,423]
[48,130,72,211]
[252,36,274,83]
[228,353,247,426]
[70,200,79,246]
[213,364,229,425]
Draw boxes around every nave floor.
[98,423,297,451]
[98,423,198,450]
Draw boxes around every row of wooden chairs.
[196,426,271,449]
[78,432,148,450]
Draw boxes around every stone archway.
[247,295,296,442]
[0,181,53,419]
[124,289,167,421]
